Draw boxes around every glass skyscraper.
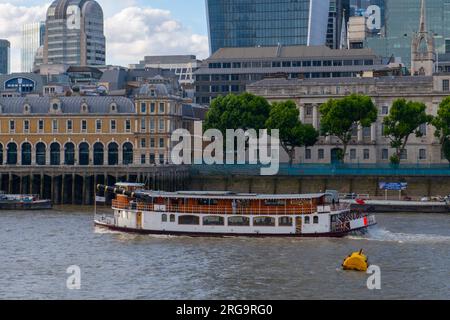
[21,22,46,72]
[0,40,10,75]
[206,0,331,54]
[352,0,450,67]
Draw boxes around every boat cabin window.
[178,215,200,225]
[228,216,250,227]
[264,199,286,206]
[198,199,218,206]
[313,216,319,224]
[203,216,225,226]
[161,214,167,222]
[253,217,276,227]
[170,214,175,222]
[304,216,310,224]
[279,217,293,227]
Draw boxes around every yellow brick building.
[0,86,205,167]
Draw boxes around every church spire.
[411,0,436,76]
[419,0,427,34]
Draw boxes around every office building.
[22,22,46,72]
[0,40,10,75]
[44,0,106,66]
[206,0,330,54]
[349,0,450,69]
[326,0,350,49]
[247,73,450,165]
[194,44,401,105]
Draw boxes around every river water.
[0,207,449,300]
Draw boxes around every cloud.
[105,6,209,66]
[0,2,48,72]
[0,2,208,72]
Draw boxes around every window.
[141,102,146,113]
[318,149,325,160]
[419,149,427,160]
[140,138,146,148]
[400,149,408,160]
[9,120,15,132]
[141,154,146,164]
[125,120,131,132]
[363,149,370,160]
[150,153,155,164]
[178,215,199,225]
[350,149,356,160]
[381,106,389,115]
[161,214,167,222]
[110,120,116,132]
[148,119,155,132]
[253,217,275,227]
[150,138,155,148]
[363,127,371,138]
[382,149,389,160]
[150,103,156,113]
[81,120,87,132]
[313,216,319,224]
[159,154,165,164]
[66,120,72,132]
[279,217,293,227]
[38,120,44,133]
[306,106,313,116]
[443,79,449,92]
[304,216,310,224]
[159,119,165,132]
[24,120,30,133]
[96,120,102,132]
[141,119,146,132]
[203,216,224,226]
[52,119,58,132]
[159,103,165,114]
[419,123,427,136]
[228,216,250,226]
[170,214,175,222]
[305,148,311,160]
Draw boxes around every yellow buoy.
[342,249,369,272]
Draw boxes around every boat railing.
[94,214,115,226]
[111,200,350,215]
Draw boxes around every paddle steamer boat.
[94,184,376,237]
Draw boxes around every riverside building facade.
[247,74,450,165]
[0,93,203,167]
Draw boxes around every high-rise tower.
[44,0,106,66]
[206,0,331,54]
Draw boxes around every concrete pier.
[0,165,190,205]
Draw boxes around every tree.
[204,93,271,132]
[319,94,377,162]
[383,99,433,164]
[432,97,450,162]
[265,101,319,165]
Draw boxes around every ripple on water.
[0,210,449,299]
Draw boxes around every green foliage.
[266,100,319,164]
[319,94,377,161]
[432,97,450,163]
[383,99,433,164]
[204,93,271,133]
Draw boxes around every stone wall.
[189,175,450,198]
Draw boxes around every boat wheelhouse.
[94,184,376,237]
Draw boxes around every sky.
[0,0,209,72]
